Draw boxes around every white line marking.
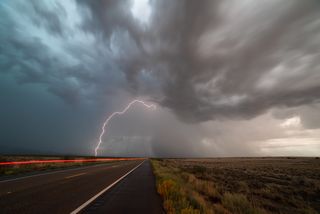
[65,173,87,179]
[0,161,123,183]
[70,160,145,214]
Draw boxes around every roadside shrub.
[157,179,177,199]
[213,204,233,214]
[181,207,201,214]
[222,192,260,214]
[300,206,318,214]
[185,173,221,202]
[192,165,206,174]
[198,180,220,200]
[164,199,175,214]
[237,181,249,193]
[152,160,204,213]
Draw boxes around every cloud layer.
[1,0,320,156]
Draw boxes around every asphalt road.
[81,161,163,214]
[0,159,163,214]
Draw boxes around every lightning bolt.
[95,99,156,156]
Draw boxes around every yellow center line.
[65,172,86,179]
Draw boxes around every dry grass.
[152,160,208,214]
[152,157,320,214]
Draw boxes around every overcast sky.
[1,0,320,157]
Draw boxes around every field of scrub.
[151,157,320,214]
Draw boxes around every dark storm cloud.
[73,0,320,122]
[0,0,125,105]
[77,0,136,38]
[66,1,320,121]
[1,0,320,121]
[1,0,320,156]
[2,0,320,122]
[145,0,320,122]
[28,0,66,36]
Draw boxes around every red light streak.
[0,158,143,166]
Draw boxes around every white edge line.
[70,160,146,214]
[0,161,125,183]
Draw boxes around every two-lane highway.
[0,159,162,214]
[81,160,163,214]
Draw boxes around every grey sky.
[1,0,320,157]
